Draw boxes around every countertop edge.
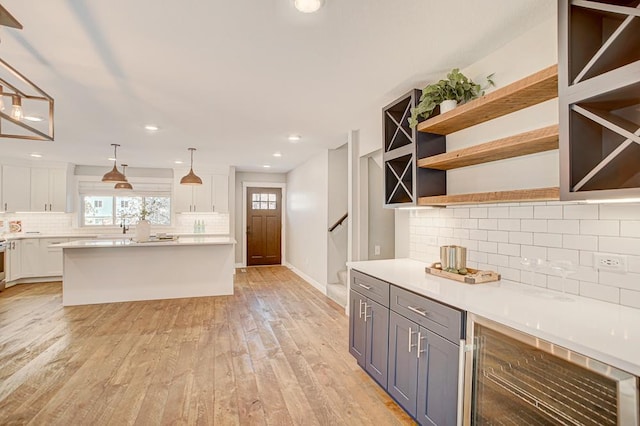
[347,258,640,377]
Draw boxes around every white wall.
[234,171,287,263]
[286,151,329,291]
[367,154,395,260]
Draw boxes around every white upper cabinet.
[2,165,31,212]
[212,174,229,213]
[31,167,67,212]
[173,170,228,213]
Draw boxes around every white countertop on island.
[58,236,236,248]
[347,258,640,376]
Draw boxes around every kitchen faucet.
[120,218,129,234]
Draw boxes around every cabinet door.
[193,174,213,212]
[365,298,389,389]
[40,238,68,276]
[48,168,67,212]
[173,176,194,212]
[7,240,21,281]
[349,289,366,367]
[2,165,31,211]
[417,329,459,426]
[20,239,41,277]
[388,311,419,417]
[30,168,50,211]
[212,174,229,213]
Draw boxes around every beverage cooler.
[463,314,639,425]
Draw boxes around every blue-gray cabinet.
[349,270,390,389]
[388,286,463,426]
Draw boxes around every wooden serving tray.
[425,263,500,284]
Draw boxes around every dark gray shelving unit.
[382,90,446,208]
[559,0,640,200]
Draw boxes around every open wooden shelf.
[417,65,558,135]
[417,125,559,170]
[417,187,560,206]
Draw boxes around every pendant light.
[114,164,133,190]
[102,144,127,183]
[180,147,203,185]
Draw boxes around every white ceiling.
[0,0,555,173]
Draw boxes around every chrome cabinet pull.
[408,326,418,353]
[358,283,372,290]
[417,332,426,358]
[407,305,428,317]
[364,303,371,322]
[358,299,364,319]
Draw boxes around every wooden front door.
[247,187,282,266]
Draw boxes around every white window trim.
[241,182,286,267]
[80,194,172,228]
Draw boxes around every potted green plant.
[408,69,494,128]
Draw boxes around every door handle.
[417,332,426,359]
[407,305,428,317]
[408,326,418,353]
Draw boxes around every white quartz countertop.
[347,258,640,376]
[4,232,229,240]
[58,236,236,248]
[4,234,98,240]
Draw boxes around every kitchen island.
[58,236,236,306]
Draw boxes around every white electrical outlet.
[593,253,627,273]
[374,245,381,256]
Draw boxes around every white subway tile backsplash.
[620,289,640,309]
[534,205,563,219]
[600,204,640,220]
[547,276,579,295]
[599,271,640,291]
[580,220,619,236]
[488,207,510,218]
[469,230,488,241]
[533,233,562,248]
[547,248,580,264]
[563,234,598,251]
[621,221,640,238]
[409,200,640,308]
[521,219,547,233]
[470,208,488,218]
[509,206,534,219]
[498,243,520,257]
[488,230,509,242]
[508,231,533,245]
[547,220,580,234]
[563,204,599,220]
[580,282,620,304]
[478,219,498,230]
[599,237,640,256]
[478,241,498,254]
[487,253,510,267]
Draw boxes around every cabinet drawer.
[390,286,463,343]
[351,269,389,307]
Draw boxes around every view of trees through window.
[83,195,171,226]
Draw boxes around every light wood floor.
[0,266,414,425]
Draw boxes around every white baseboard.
[234,262,244,268]
[285,262,326,295]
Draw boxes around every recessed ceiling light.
[174,160,184,164]
[30,153,42,158]
[263,165,271,168]
[294,0,324,13]
[288,134,301,142]
[24,115,44,122]
[273,152,282,157]
[144,124,159,131]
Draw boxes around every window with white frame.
[80,182,172,227]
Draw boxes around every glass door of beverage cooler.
[464,315,639,425]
